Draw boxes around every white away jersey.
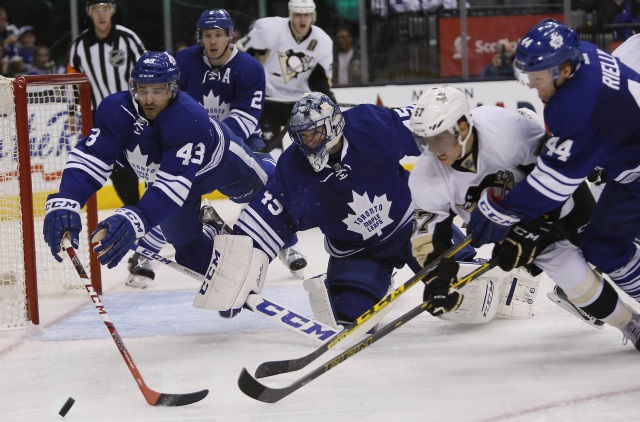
[237,16,333,101]
[409,106,546,235]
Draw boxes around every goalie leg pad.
[497,268,541,319]
[438,263,506,324]
[193,235,268,311]
[303,274,341,329]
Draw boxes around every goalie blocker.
[193,235,268,317]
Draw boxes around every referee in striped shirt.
[68,0,145,207]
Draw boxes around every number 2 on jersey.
[545,137,573,162]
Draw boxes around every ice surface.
[1,200,640,421]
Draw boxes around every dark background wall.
[3,0,340,65]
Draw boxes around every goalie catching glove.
[423,257,464,316]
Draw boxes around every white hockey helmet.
[289,0,316,22]
[411,86,473,158]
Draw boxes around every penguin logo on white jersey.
[274,49,313,83]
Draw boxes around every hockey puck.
[59,397,75,417]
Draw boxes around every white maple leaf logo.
[126,144,160,183]
[343,191,394,240]
[202,90,230,121]
[549,33,564,50]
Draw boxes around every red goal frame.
[12,74,102,325]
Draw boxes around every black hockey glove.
[423,258,464,316]
[492,222,558,272]
[587,168,609,186]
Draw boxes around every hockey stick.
[238,259,497,403]
[251,235,474,379]
[132,200,339,343]
[62,238,209,406]
[131,243,340,343]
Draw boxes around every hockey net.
[0,74,101,330]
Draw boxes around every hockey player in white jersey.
[409,87,640,350]
[236,0,334,154]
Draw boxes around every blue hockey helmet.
[513,19,582,83]
[129,51,180,98]
[197,9,234,39]
[288,92,345,172]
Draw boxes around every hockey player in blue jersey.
[193,92,453,325]
[175,9,309,279]
[466,19,640,347]
[43,52,269,312]
[175,9,266,151]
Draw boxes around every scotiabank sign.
[439,14,564,77]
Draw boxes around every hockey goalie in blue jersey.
[466,19,640,347]
[175,9,266,151]
[43,52,269,304]
[194,92,425,324]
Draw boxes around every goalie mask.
[411,87,473,159]
[288,92,345,172]
[129,51,180,100]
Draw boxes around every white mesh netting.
[0,76,95,330]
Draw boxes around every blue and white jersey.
[234,104,420,260]
[59,91,268,228]
[501,41,640,219]
[175,45,266,148]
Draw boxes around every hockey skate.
[547,285,605,328]
[278,245,307,279]
[125,253,155,289]
[199,200,228,234]
[622,311,640,351]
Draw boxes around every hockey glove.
[467,187,522,247]
[91,206,148,269]
[43,193,83,262]
[423,257,464,316]
[492,222,557,272]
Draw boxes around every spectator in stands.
[0,7,18,48]
[481,39,514,78]
[596,0,640,41]
[333,26,362,85]
[422,0,459,14]
[0,41,10,76]
[27,46,64,75]
[17,26,36,65]
[8,53,29,77]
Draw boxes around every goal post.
[1,74,101,329]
